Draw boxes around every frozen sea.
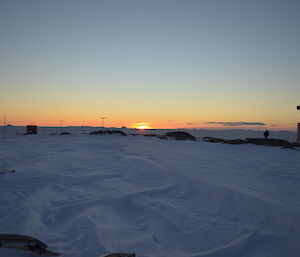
[0,130,299,257]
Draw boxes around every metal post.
[297,106,300,143]
[3,115,6,140]
[100,117,106,128]
[59,120,64,132]
[297,123,300,144]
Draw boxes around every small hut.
[27,125,37,134]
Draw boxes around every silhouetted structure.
[297,106,300,143]
[297,123,300,144]
[3,115,6,140]
[100,117,107,127]
[263,130,269,139]
[27,125,37,134]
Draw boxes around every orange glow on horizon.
[1,115,296,131]
[130,122,153,130]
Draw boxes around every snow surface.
[0,134,300,257]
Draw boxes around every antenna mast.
[59,120,64,132]
[297,106,300,143]
[100,117,106,128]
[3,115,6,140]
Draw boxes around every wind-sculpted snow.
[0,135,300,257]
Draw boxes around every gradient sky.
[0,0,299,129]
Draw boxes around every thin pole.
[297,106,300,143]
[100,117,106,128]
[3,115,6,140]
[59,120,64,132]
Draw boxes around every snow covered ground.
[0,134,300,257]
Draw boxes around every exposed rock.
[89,131,105,135]
[164,132,196,141]
[110,131,127,136]
[281,145,297,150]
[158,136,168,140]
[60,132,71,135]
[202,137,226,143]
[291,142,300,147]
[89,130,127,136]
[203,137,293,148]
[246,138,291,147]
[226,139,248,145]
[203,137,247,144]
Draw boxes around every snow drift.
[0,135,299,257]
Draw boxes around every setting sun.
[132,122,152,130]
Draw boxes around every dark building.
[27,125,37,134]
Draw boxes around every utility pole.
[297,106,300,143]
[59,120,64,132]
[100,117,106,128]
[3,115,6,140]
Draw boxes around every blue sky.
[0,0,299,128]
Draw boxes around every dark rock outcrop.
[60,132,71,135]
[203,136,294,148]
[89,130,127,136]
[226,139,248,145]
[164,132,196,141]
[158,136,168,140]
[281,145,297,150]
[246,138,291,147]
[203,137,247,144]
[291,142,300,147]
[202,137,227,143]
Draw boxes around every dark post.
[59,120,64,132]
[297,106,300,143]
[100,117,106,128]
[3,115,6,140]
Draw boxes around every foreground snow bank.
[0,135,300,257]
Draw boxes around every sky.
[0,0,299,130]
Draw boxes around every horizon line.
[0,125,297,132]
